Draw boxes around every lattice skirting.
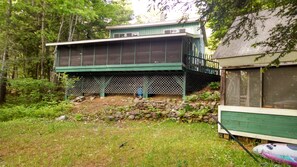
[69,73,184,97]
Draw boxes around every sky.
[129,0,199,23]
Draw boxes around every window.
[126,32,139,37]
[164,29,186,34]
[225,66,297,109]
[263,66,297,109]
[179,29,186,33]
[226,69,261,107]
[113,32,139,38]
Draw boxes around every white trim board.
[218,129,297,144]
[218,105,297,117]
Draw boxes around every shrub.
[8,78,63,105]
[0,102,72,122]
[199,91,212,100]
[208,82,220,90]
[185,95,199,102]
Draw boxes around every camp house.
[213,10,297,144]
[47,20,219,98]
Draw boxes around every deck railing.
[185,54,220,75]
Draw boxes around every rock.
[210,101,217,107]
[151,112,157,118]
[134,98,144,103]
[56,115,67,121]
[166,98,171,103]
[203,116,209,120]
[73,96,85,102]
[135,116,140,120]
[145,114,152,118]
[208,118,216,124]
[130,110,140,115]
[107,116,114,121]
[143,110,151,114]
[128,115,135,120]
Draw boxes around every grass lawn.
[0,119,276,167]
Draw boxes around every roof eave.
[106,19,199,30]
[46,33,201,46]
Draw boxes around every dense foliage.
[0,77,73,122]
[0,0,133,103]
[150,0,297,66]
[8,78,60,104]
[0,102,72,122]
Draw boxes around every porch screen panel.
[58,46,69,66]
[95,44,107,65]
[136,41,150,64]
[226,69,260,107]
[70,45,81,66]
[263,66,297,109]
[226,71,240,105]
[122,41,135,64]
[108,42,121,64]
[82,45,94,66]
[247,70,261,107]
[151,40,165,63]
[166,38,181,63]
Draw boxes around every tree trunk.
[68,14,78,42]
[40,0,46,79]
[0,0,12,104]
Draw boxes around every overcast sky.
[129,0,198,23]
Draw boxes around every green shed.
[213,9,297,144]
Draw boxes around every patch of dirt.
[71,94,182,113]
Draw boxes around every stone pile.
[74,98,219,124]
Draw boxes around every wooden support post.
[106,44,109,65]
[143,76,149,98]
[220,69,226,105]
[149,40,151,63]
[180,38,183,63]
[120,42,122,64]
[99,76,105,97]
[97,76,113,98]
[93,44,96,65]
[80,46,83,66]
[134,42,136,64]
[165,39,167,63]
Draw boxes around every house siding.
[110,22,200,37]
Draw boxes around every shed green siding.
[221,111,297,139]
[110,22,200,37]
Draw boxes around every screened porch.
[51,34,219,75]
